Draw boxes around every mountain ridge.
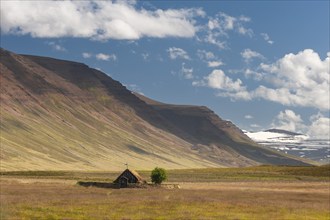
[0,48,312,170]
[265,129,304,136]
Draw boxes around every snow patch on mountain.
[245,129,329,163]
[245,129,309,143]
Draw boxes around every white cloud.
[245,115,253,119]
[82,52,92,58]
[270,110,330,139]
[96,53,117,61]
[1,1,203,40]
[201,12,253,49]
[220,13,235,30]
[197,50,215,60]
[271,110,306,133]
[46,42,66,51]
[141,53,149,61]
[193,69,246,93]
[82,52,116,61]
[204,33,227,49]
[244,68,263,81]
[208,61,224,68]
[237,26,253,37]
[125,84,144,95]
[196,50,224,68]
[193,69,253,101]
[241,49,264,63]
[260,33,274,44]
[239,15,251,22]
[181,63,194,79]
[258,49,330,110]
[167,47,190,60]
[210,50,330,111]
[307,113,330,139]
[217,89,252,101]
[194,50,329,111]
[250,124,260,128]
[206,70,243,91]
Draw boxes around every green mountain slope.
[0,48,311,171]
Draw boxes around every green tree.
[151,167,167,184]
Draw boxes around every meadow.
[1,165,329,219]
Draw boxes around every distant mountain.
[245,129,309,143]
[0,48,312,171]
[265,129,303,136]
[245,129,329,163]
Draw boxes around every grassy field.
[1,166,329,219]
[2,164,329,181]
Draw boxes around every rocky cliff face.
[0,48,311,171]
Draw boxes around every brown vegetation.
[1,178,329,219]
[1,166,329,219]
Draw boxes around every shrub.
[151,167,167,184]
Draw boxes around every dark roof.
[114,169,144,183]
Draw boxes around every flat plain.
[1,166,329,220]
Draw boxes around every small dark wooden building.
[113,169,145,188]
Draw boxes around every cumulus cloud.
[258,49,330,110]
[203,34,227,49]
[207,13,252,33]
[96,53,117,61]
[1,1,203,40]
[245,115,253,119]
[193,69,248,98]
[271,110,306,133]
[201,12,253,49]
[82,52,117,61]
[237,26,253,37]
[193,69,253,101]
[201,50,329,111]
[197,50,215,60]
[271,110,330,139]
[167,47,190,60]
[241,49,264,63]
[141,53,149,61]
[181,63,194,79]
[196,49,224,68]
[244,68,263,81]
[46,42,66,51]
[82,52,92,58]
[204,70,244,91]
[208,61,224,68]
[307,113,330,139]
[260,33,274,44]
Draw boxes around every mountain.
[0,48,312,171]
[265,129,304,136]
[245,129,329,163]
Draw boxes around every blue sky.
[1,0,329,139]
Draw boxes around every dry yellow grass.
[1,177,329,220]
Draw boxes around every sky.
[1,0,329,139]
